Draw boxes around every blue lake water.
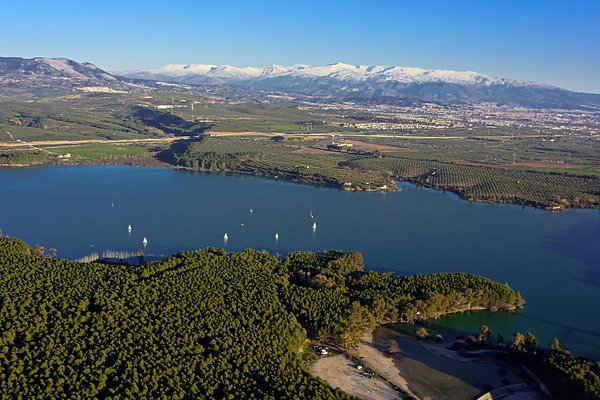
[1,165,598,358]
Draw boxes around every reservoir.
[1,165,598,358]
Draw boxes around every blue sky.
[1,0,599,92]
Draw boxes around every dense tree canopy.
[0,151,47,165]
[510,332,600,400]
[280,250,525,345]
[0,237,531,398]
[0,239,349,399]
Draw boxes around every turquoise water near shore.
[1,165,598,358]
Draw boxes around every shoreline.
[311,327,548,400]
[310,330,417,400]
[353,331,419,399]
[0,155,597,211]
[310,352,409,400]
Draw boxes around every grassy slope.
[50,144,154,161]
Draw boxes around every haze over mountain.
[2,56,600,109]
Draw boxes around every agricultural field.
[0,93,211,144]
[165,135,600,209]
[49,144,156,162]
[349,132,600,169]
[1,91,598,209]
[146,92,361,134]
[345,156,599,209]
[0,96,148,142]
[163,135,395,191]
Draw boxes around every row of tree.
[0,151,47,165]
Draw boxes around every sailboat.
[310,211,314,219]
[224,233,229,240]
[250,209,253,214]
[312,222,317,230]
[128,225,132,232]
[142,237,148,246]
[275,233,279,241]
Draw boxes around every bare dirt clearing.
[311,354,403,400]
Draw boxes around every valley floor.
[2,131,599,210]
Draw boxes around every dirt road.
[0,136,191,148]
[210,131,465,140]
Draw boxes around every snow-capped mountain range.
[1,56,599,109]
[123,62,530,87]
[121,62,600,109]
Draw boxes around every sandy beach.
[310,332,418,400]
[310,354,405,400]
[311,327,549,400]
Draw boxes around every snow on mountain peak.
[37,57,87,79]
[207,65,263,79]
[123,61,535,87]
[149,64,216,76]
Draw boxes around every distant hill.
[0,57,116,81]
[121,62,600,109]
[0,56,133,96]
[3,57,599,109]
